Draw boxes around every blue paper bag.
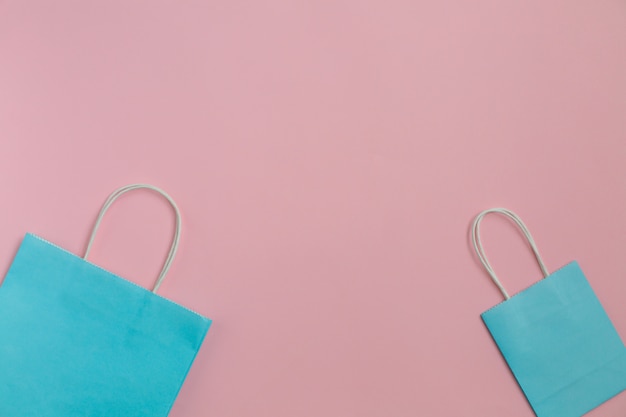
[472,208,626,417]
[0,184,211,417]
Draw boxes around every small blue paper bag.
[472,208,626,417]
[0,184,211,417]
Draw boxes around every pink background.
[1,1,625,416]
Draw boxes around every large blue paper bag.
[472,208,626,417]
[0,184,211,417]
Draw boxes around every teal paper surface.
[0,233,211,416]
[482,261,626,417]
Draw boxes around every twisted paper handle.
[471,208,549,300]
[84,184,181,293]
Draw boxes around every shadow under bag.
[472,208,626,417]
[0,184,211,416]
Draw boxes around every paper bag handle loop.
[471,208,549,300]
[84,184,182,294]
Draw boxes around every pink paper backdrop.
[1,1,625,416]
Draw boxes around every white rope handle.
[84,184,182,294]
[471,208,549,300]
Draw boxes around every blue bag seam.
[163,325,212,416]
